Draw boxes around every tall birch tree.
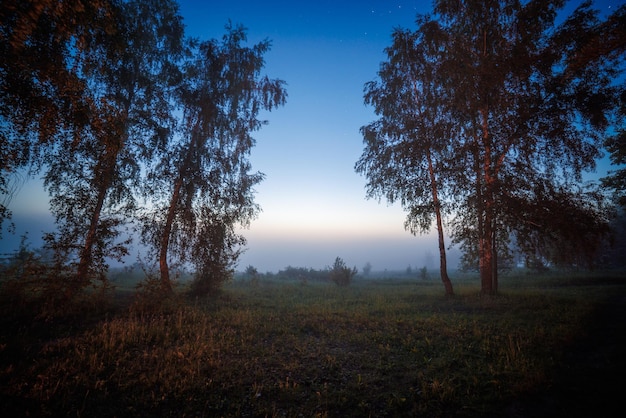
[42,0,185,296]
[437,0,620,293]
[0,0,111,237]
[142,25,287,293]
[356,21,456,296]
[358,0,623,294]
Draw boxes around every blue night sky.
[2,0,622,273]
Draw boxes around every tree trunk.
[492,226,498,293]
[427,150,454,296]
[435,205,454,296]
[479,219,495,294]
[75,101,130,294]
[159,129,199,293]
[74,159,113,297]
[76,183,106,281]
[479,107,496,295]
[159,175,183,293]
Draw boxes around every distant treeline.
[234,265,432,282]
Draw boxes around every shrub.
[188,262,233,297]
[0,237,113,320]
[329,257,357,287]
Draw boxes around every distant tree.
[276,266,328,282]
[244,265,260,286]
[329,257,357,287]
[143,24,287,293]
[362,262,372,276]
[359,0,623,294]
[245,265,259,278]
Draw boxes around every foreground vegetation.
[1,272,625,417]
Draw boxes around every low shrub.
[329,256,357,286]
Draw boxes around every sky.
[1,0,623,273]
[175,0,446,273]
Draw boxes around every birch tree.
[142,25,287,293]
[0,0,111,236]
[438,0,620,292]
[358,0,623,294]
[356,21,456,296]
[42,0,185,296]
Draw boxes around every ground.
[506,294,626,417]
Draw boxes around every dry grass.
[1,272,625,417]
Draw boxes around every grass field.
[1,271,625,417]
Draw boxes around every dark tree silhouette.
[329,257,357,287]
[356,22,456,296]
[42,0,185,296]
[358,0,623,294]
[0,0,112,236]
[143,24,287,293]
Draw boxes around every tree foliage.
[0,0,113,236]
[1,2,286,300]
[41,0,185,296]
[358,0,624,294]
[600,4,626,207]
[141,24,287,293]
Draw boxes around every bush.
[188,263,233,297]
[329,257,357,287]
[0,238,113,320]
[131,274,183,315]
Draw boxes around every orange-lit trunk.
[75,157,115,297]
[479,107,496,295]
[159,131,198,293]
[427,150,454,296]
[159,175,183,293]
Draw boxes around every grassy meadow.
[1,271,625,417]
